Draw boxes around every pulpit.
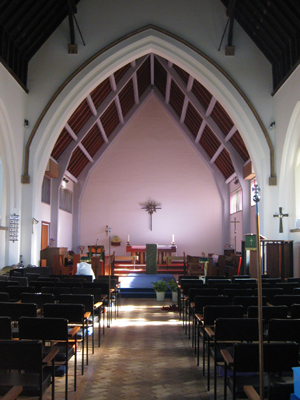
[88,245,105,261]
[40,247,68,269]
[241,239,293,279]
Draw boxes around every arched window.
[0,157,3,225]
[295,149,300,224]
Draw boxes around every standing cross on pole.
[273,207,289,233]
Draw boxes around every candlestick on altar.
[127,234,130,244]
[171,234,175,244]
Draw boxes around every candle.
[127,234,130,243]
[172,234,175,243]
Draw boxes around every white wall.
[0,64,27,267]
[80,95,222,257]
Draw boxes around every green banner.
[245,234,257,250]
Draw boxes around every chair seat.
[227,373,284,398]
[43,345,74,362]
[0,371,52,396]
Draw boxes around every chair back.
[290,304,300,319]
[37,276,60,283]
[21,292,55,309]
[268,318,300,343]
[253,287,284,303]
[233,342,299,373]
[56,281,83,288]
[203,305,244,326]
[31,281,55,291]
[0,292,9,302]
[73,274,93,282]
[188,287,218,303]
[194,295,230,314]
[72,286,102,303]
[59,293,94,313]
[233,296,267,313]
[19,316,70,341]
[181,281,204,296]
[222,288,253,299]
[275,282,299,294]
[0,302,37,321]
[43,303,85,323]
[0,316,12,339]
[231,275,250,282]
[247,305,288,322]
[233,278,257,286]
[5,285,35,301]
[178,276,200,284]
[41,286,71,300]
[214,317,258,342]
[0,340,43,371]
[10,276,28,286]
[272,295,300,310]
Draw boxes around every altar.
[126,244,177,264]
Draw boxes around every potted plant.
[169,279,178,303]
[152,279,168,301]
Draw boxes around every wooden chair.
[186,255,203,276]
[4,285,35,302]
[180,281,204,330]
[275,282,299,294]
[41,286,71,300]
[207,317,259,400]
[198,305,244,375]
[72,286,105,344]
[43,303,87,375]
[1,386,23,400]
[267,318,300,343]
[271,294,300,311]
[19,316,79,400]
[253,287,284,304]
[233,296,267,314]
[0,340,58,400]
[59,294,96,354]
[290,303,300,319]
[187,287,218,341]
[222,342,299,400]
[21,292,55,314]
[0,316,12,339]
[193,295,230,366]
[244,382,295,400]
[31,281,55,292]
[0,302,37,338]
[247,305,288,333]
[222,288,253,303]
[10,276,28,286]
[0,292,9,302]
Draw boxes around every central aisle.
[80,298,203,400]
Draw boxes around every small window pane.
[41,177,50,204]
[230,188,242,214]
[59,188,72,213]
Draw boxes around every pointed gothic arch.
[23,27,270,263]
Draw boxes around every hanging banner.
[245,234,257,250]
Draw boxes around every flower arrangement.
[151,279,168,292]
[168,279,178,292]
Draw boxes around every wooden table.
[126,244,177,264]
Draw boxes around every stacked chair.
[178,272,300,399]
[0,272,112,399]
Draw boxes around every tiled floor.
[29,297,227,399]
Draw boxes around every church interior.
[0,0,300,399]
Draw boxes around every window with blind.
[41,177,51,204]
[59,187,72,213]
[230,188,242,214]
